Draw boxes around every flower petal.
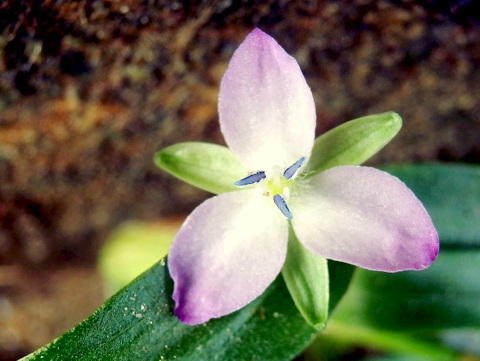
[218,28,316,172]
[290,166,439,272]
[168,189,288,325]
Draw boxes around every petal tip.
[409,220,439,271]
[172,286,213,325]
[393,230,439,272]
[239,28,281,61]
[417,232,440,270]
[247,27,270,40]
[392,227,440,272]
[174,306,208,326]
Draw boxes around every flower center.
[234,157,306,220]
[264,172,291,197]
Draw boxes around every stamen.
[234,171,266,186]
[283,157,306,180]
[273,194,293,219]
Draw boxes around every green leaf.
[154,142,246,194]
[382,163,480,247]
[332,163,480,332]
[324,321,459,361]
[307,112,402,175]
[282,225,329,329]
[333,250,480,331]
[21,260,313,361]
[21,257,355,361]
[327,260,355,314]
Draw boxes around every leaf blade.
[333,250,480,331]
[20,259,316,361]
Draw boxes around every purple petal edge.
[168,190,288,325]
[290,166,439,273]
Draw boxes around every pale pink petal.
[218,28,316,172]
[290,166,439,272]
[168,189,288,325]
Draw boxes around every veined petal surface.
[168,189,288,325]
[290,166,439,272]
[218,28,316,172]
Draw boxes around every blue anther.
[283,157,306,180]
[273,194,293,219]
[234,171,266,186]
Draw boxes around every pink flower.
[168,28,439,325]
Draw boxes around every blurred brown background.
[1,0,479,359]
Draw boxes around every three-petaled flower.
[168,28,439,325]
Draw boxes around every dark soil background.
[1,1,479,359]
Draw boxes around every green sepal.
[282,225,329,329]
[155,113,401,192]
[306,112,402,176]
[154,142,246,194]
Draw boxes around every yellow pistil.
[264,173,291,197]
